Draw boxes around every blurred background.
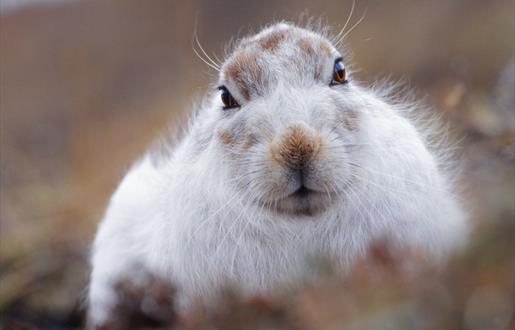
[0,0,514,328]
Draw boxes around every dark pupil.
[222,91,233,107]
[334,62,345,81]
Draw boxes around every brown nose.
[272,124,320,170]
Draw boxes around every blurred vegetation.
[0,0,513,328]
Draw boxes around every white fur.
[87,22,467,327]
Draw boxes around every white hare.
[87,22,467,326]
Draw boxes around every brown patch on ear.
[337,110,360,131]
[297,38,315,56]
[218,129,234,145]
[259,29,288,51]
[224,50,262,100]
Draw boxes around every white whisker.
[339,6,368,44]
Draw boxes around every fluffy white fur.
[87,22,467,326]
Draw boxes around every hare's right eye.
[218,86,240,110]
[330,58,348,86]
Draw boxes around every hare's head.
[200,23,374,216]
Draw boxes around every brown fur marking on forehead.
[224,50,262,100]
[319,40,333,54]
[297,38,315,56]
[296,38,331,80]
[259,29,289,51]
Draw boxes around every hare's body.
[88,23,466,326]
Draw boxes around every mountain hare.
[88,22,466,326]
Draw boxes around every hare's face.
[214,23,366,216]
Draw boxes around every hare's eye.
[331,58,348,85]
[218,86,240,109]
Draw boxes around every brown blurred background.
[0,0,514,327]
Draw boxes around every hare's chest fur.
[147,161,361,300]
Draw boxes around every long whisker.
[339,7,368,43]
[347,162,460,197]
[192,19,221,72]
[192,44,221,72]
[335,0,356,43]
[194,34,221,69]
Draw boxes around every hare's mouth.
[290,185,312,198]
[263,185,335,216]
